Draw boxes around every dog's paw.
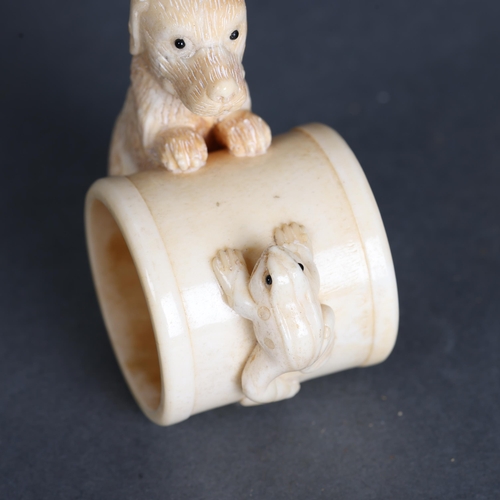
[215,110,272,157]
[156,128,208,173]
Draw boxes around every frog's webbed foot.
[212,249,254,319]
[274,222,312,253]
[240,345,301,405]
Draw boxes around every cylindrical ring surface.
[85,124,399,425]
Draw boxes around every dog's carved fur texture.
[109,0,272,175]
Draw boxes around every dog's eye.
[298,263,304,271]
[174,39,186,49]
[230,30,239,40]
[265,275,272,286]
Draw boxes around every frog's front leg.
[240,345,301,406]
[212,249,255,320]
[274,222,320,293]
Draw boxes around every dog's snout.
[207,78,238,103]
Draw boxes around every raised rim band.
[296,124,399,367]
[85,176,196,425]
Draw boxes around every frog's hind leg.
[240,345,300,406]
[301,304,336,374]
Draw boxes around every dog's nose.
[207,78,237,103]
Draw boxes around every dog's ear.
[129,0,150,55]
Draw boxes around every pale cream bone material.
[213,223,336,406]
[85,124,399,426]
[109,0,271,176]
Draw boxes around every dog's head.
[130,0,248,118]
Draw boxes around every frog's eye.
[298,263,304,271]
[265,275,272,286]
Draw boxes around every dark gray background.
[1,0,499,498]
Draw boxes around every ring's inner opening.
[89,200,161,411]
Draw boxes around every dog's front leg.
[152,127,208,174]
[214,110,272,158]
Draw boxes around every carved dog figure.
[109,0,272,175]
[213,223,336,406]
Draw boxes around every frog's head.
[249,246,315,306]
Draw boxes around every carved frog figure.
[213,223,335,405]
